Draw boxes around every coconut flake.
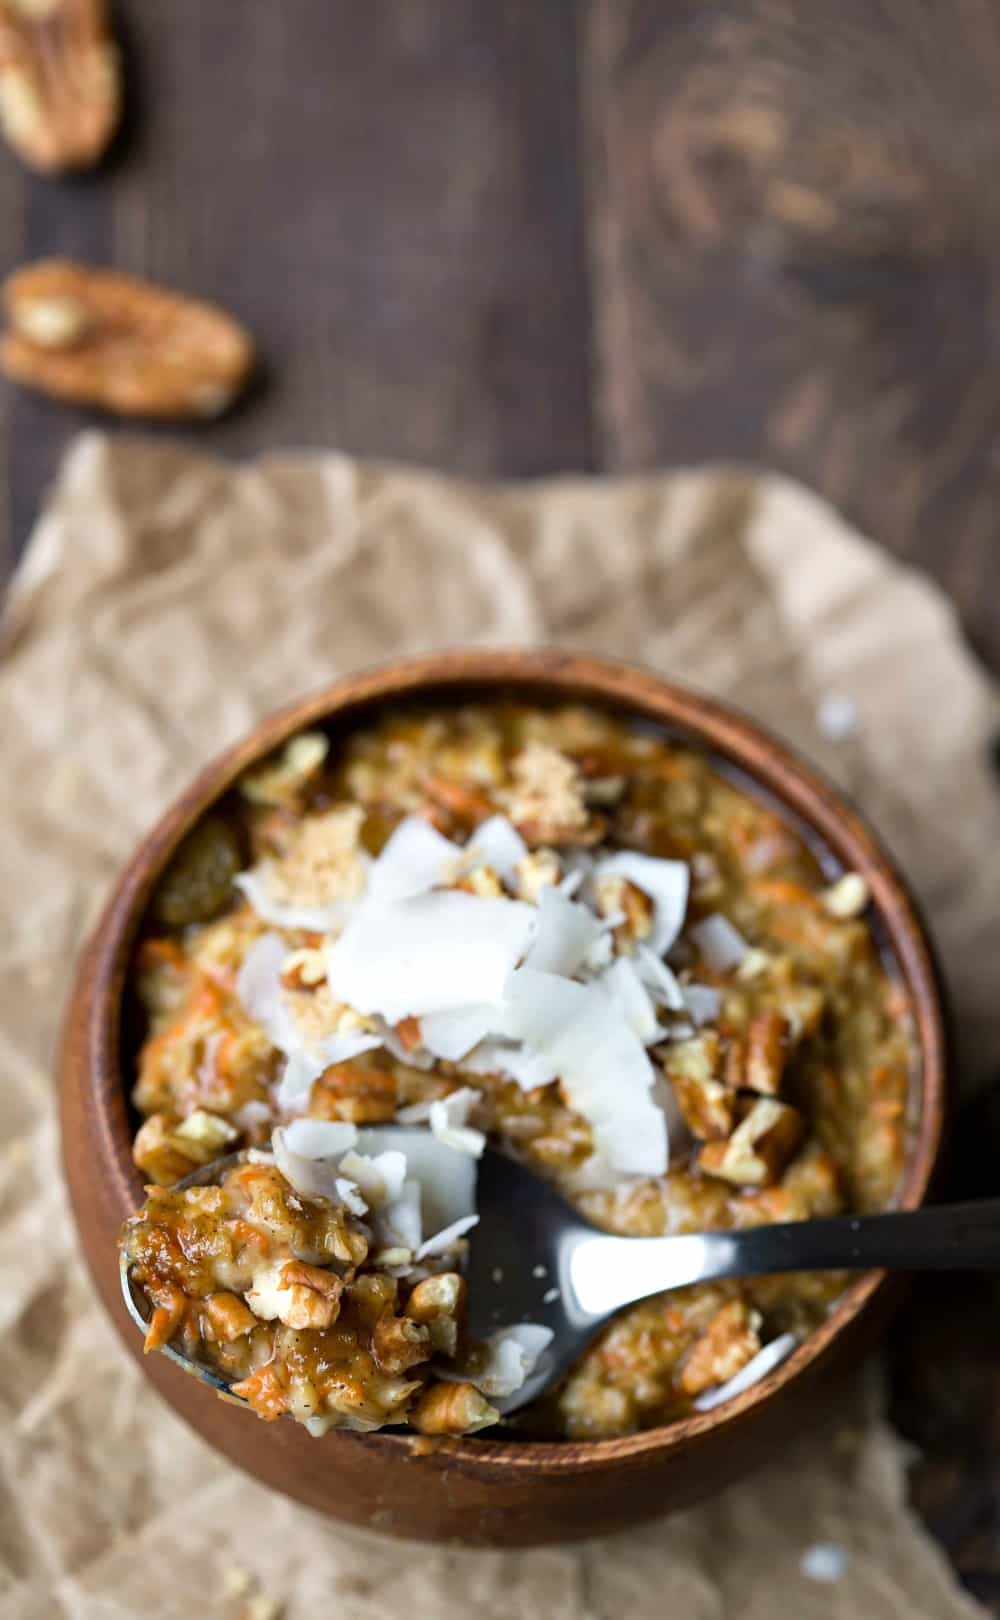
[236,933,300,1049]
[634,945,686,1011]
[420,1004,504,1062]
[415,1212,479,1260]
[560,850,595,895]
[692,1333,798,1411]
[502,968,667,1176]
[271,1119,359,1201]
[234,868,354,934]
[583,928,615,972]
[367,817,462,902]
[429,1088,486,1157]
[353,1127,477,1234]
[232,1099,273,1132]
[681,983,723,1027]
[465,815,527,887]
[394,1098,433,1124]
[801,1542,850,1583]
[690,914,749,973]
[598,957,665,1045]
[816,691,860,742]
[462,1038,559,1093]
[338,1148,408,1209]
[378,1180,423,1252]
[470,1324,554,1399]
[591,851,690,954]
[334,1177,369,1217]
[521,885,605,978]
[374,1018,436,1070]
[326,891,536,1024]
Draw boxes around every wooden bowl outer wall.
[59,650,949,1546]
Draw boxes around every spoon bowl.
[122,1142,1000,1420]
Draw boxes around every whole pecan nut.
[0,0,119,171]
[1,260,255,418]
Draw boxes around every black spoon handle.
[567,1200,1000,1319]
[706,1198,1000,1278]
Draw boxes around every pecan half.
[0,0,119,172]
[1,260,255,418]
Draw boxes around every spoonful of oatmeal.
[120,1130,1000,1436]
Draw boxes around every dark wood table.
[3,1,998,1602]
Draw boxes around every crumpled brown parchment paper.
[1,431,998,1620]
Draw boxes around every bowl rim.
[84,648,948,1475]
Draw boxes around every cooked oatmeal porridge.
[120,703,914,1439]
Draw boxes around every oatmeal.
[122,704,913,1439]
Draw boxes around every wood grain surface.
[3,0,999,1599]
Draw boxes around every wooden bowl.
[59,650,948,1546]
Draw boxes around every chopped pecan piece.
[240,732,329,810]
[698,1097,804,1188]
[594,872,654,946]
[170,1108,239,1162]
[678,1300,763,1396]
[310,1060,397,1124]
[664,1033,735,1140]
[1,260,255,418]
[275,1259,344,1331]
[514,847,561,903]
[422,774,494,825]
[372,1309,431,1375]
[406,1272,466,1358]
[409,1381,499,1436]
[0,0,119,172]
[131,1113,200,1187]
[393,1016,423,1053]
[453,864,504,898]
[280,947,327,990]
[744,1010,788,1095]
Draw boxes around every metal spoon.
[122,1146,1000,1418]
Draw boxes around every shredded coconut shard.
[522,885,605,977]
[233,868,351,934]
[365,815,463,902]
[503,968,668,1177]
[326,891,537,1023]
[800,1542,850,1583]
[690,913,749,973]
